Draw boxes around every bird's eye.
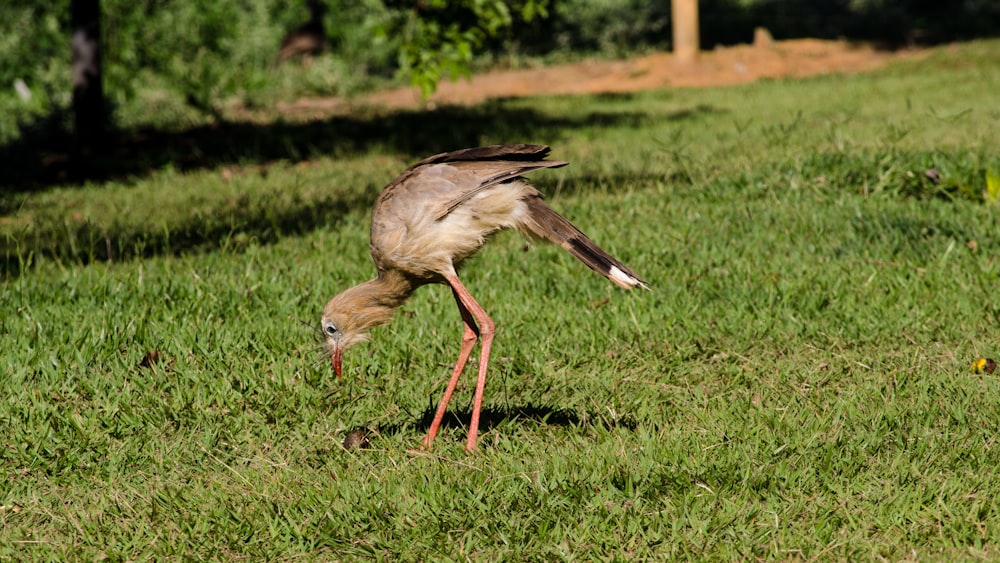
[323,323,339,337]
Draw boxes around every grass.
[3,39,1000,559]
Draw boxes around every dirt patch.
[281,38,927,114]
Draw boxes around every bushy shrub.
[0,0,398,138]
[0,0,998,141]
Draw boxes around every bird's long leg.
[445,274,495,452]
[421,285,480,449]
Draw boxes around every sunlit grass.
[2,40,1000,560]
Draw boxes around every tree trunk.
[671,0,699,63]
[71,0,105,143]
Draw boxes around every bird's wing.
[411,144,556,168]
[375,145,567,223]
[433,159,567,220]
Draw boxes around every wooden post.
[671,0,699,63]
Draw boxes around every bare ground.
[280,37,927,115]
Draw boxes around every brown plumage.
[321,144,646,452]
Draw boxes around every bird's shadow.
[375,402,638,441]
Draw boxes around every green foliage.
[544,0,670,56]
[0,1,69,139]
[986,169,1000,206]
[386,0,550,96]
[2,0,999,141]
[0,0,397,137]
[844,0,1000,44]
[499,0,1000,61]
[0,0,548,137]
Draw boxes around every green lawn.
[3,40,1000,560]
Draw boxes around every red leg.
[446,275,495,452]
[421,286,480,449]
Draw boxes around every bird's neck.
[343,269,418,331]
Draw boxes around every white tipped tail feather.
[522,196,647,290]
[608,265,646,289]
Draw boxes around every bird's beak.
[332,345,343,378]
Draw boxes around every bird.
[321,144,646,452]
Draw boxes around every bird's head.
[320,299,370,378]
[321,280,404,377]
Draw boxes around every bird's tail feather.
[522,197,647,290]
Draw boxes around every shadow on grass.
[0,176,385,277]
[374,402,638,441]
[0,99,714,194]
[0,100,722,278]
